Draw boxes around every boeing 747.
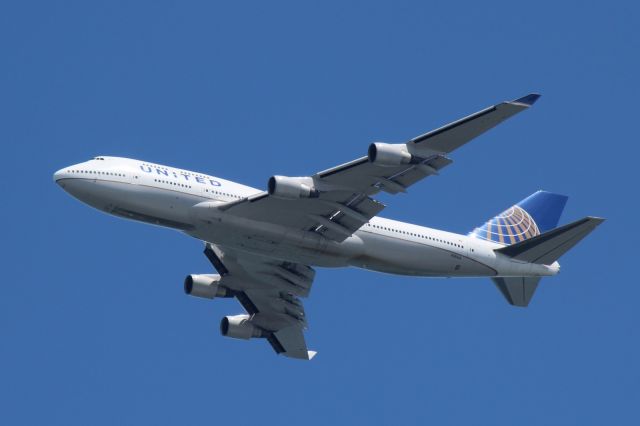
[54,94,603,360]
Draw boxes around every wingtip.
[308,351,317,360]
[587,216,606,224]
[512,93,541,106]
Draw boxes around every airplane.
[54,93,604,360]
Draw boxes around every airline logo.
[471,205,540,245]
[139,164,222,187]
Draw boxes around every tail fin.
[496,216,605,265]
[470,190,569,245]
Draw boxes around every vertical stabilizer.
[470,191,568,245]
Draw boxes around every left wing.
[203,243,317,360]
[220,94,540,242]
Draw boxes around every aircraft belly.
[351,231,496,276]
[93,182,496,276]
[189,213,353,267]
[104,182,201,230]
[60,177,213,231]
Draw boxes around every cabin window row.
[366,223,464,248]
[68,169,125,177]
[204,189,241,199]
[154,179,192,189]
[151,180,242,199]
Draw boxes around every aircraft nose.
[53,168,66,185]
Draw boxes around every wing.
[221,93,540,243]
[204,243,317,360]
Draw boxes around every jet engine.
[368,142,415,166]
[184,274,229,299]
[220,314,265,340]
[268,175,319,199]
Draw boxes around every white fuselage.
[54,157,559,278]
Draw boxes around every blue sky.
[2,1,638,424]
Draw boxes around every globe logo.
[471,206,540,245]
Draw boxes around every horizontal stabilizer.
[492,277,541,307]
[496,216,605,264]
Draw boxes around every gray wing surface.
[222,94,540,242]
[204,243,316,360]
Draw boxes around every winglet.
[308,351,317,360]
[511,93,541,106]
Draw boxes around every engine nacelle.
[268,175,319,199]
[184,274,229,299]
[220,314,264,340]
[368,142,414,166]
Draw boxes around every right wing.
[203,243,317,360]
[218,94,541,242]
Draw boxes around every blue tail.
[469,190,569,245]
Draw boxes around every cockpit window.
[93,157,105,160]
